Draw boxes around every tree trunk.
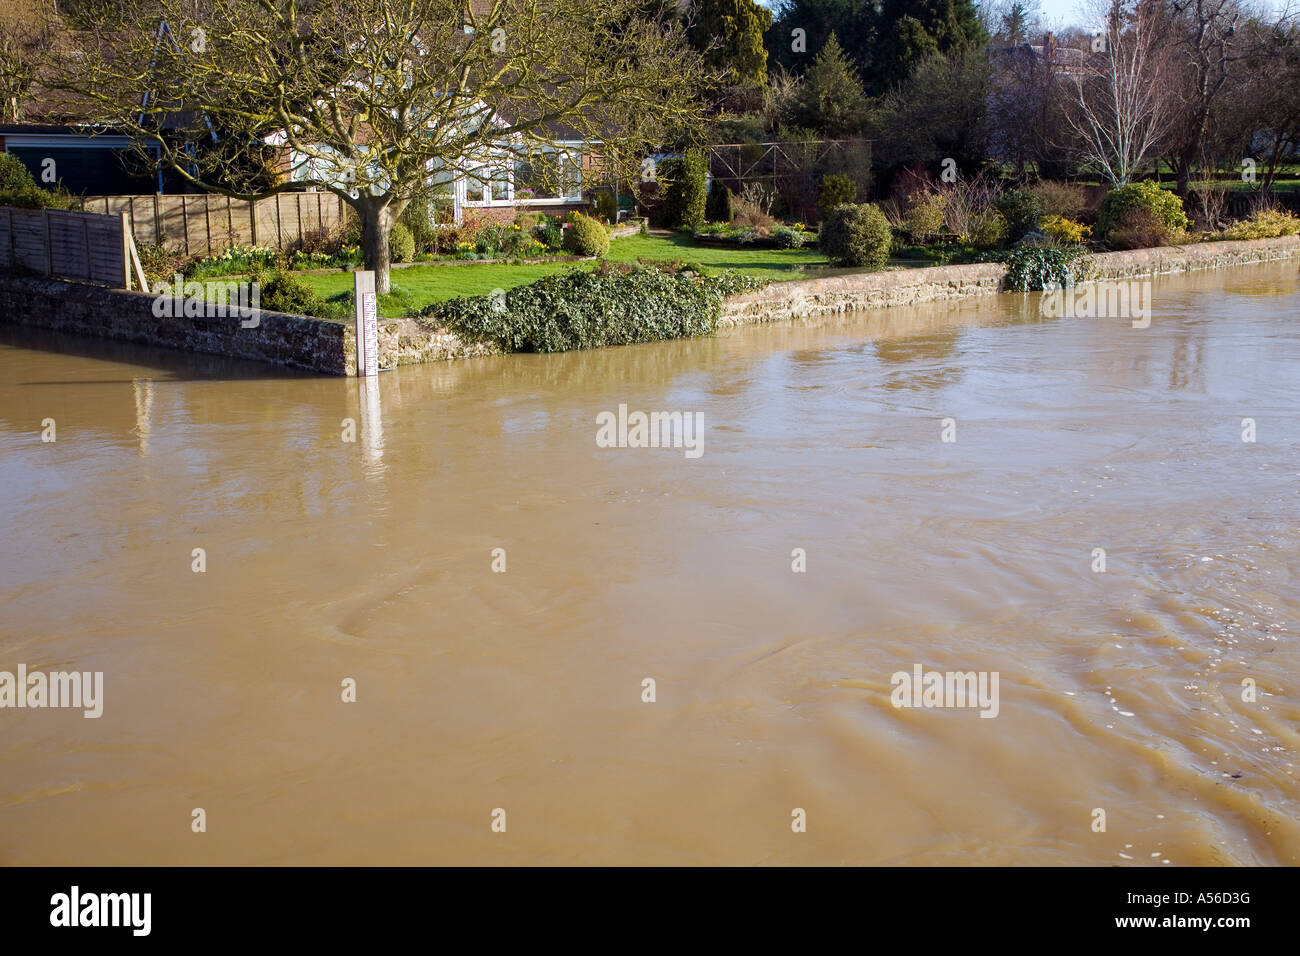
[358,200,394,295]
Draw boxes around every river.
[1,261,1297,865]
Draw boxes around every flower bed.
[692,222,817,249]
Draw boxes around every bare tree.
[57,0,709,292]
[1164,0,1248,196]
[0,0,57,122]
[1214,7,1300,193]
[1065,0,1178,185]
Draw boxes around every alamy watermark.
[595,403,704,459]
[50,886,150,936]
[152,274,261,328]
[890,664,999,718]
[0,665,103,718]
[1041,279,1152,328]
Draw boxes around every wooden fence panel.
[77,193,350,257]
[0,206,129,287]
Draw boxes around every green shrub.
[1105,207,1177,250]
[995,189,1043,240]
[592,189,618,224]
[659,148,708,230]
[1096,181,1189,240]
[399,196,439,254]
[994,246,1091,292]
[771,225,808,249]
[417,262,764,353]
[562,213,610,257]
[903,192,947,239]
[817,173,857,221]
[969,209,1009,250]
[472,221,537,258]
[1040,215,1091,243]
[534,216,564,250]
[136,242,188,287]
[388,222,415,263]
[1219,207,1300,240]
[185,245,279,279]
[819,203,892,268]
[0,153,79,209]
[706,179,734,223]
[0,153,40,200]
[257,271,325,316]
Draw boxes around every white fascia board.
[2,134,137,149]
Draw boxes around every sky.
[1031,0,1288,30]
[757,0,1289,32]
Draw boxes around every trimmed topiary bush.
[659,148,708,230]
[257,271,324,315]
[995,188,1043,241]
[562,212,610,257]
[706,179,734,224]
[819,202,892,268]
[1096,181,1189,241]
[817,173,857,222]
[399,195,440,254]
[416,261,764,353]
[388,221,415,262]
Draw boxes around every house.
[991,32,1088,78]
[273,117,610,225]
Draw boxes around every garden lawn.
[298,232,829,316]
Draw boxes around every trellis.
[705,138,871,222]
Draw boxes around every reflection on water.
[0,263,1298,865]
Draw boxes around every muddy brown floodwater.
[1,262,1298,865]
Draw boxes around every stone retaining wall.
[0,277,348,373]
[1085,234,1300,279]
[3,235,1297,375]
[719,234,1300,327]
[720,262,1006,327]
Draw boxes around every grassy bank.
[298,233,830,315]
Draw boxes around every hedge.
[416,262,764,353]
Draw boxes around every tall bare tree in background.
[1163,0,1248,196]
[57,0,708,292]
[1065,0,1177,185]
[0,0,57,122]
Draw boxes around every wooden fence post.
[82,216,93,281]
[153,193,162,246]
[43,209,53,276]
[127,229,149,293]
[120,212,132,289]
[181,196,190,257]
[203,196,213,256]
[249,199,259,246]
